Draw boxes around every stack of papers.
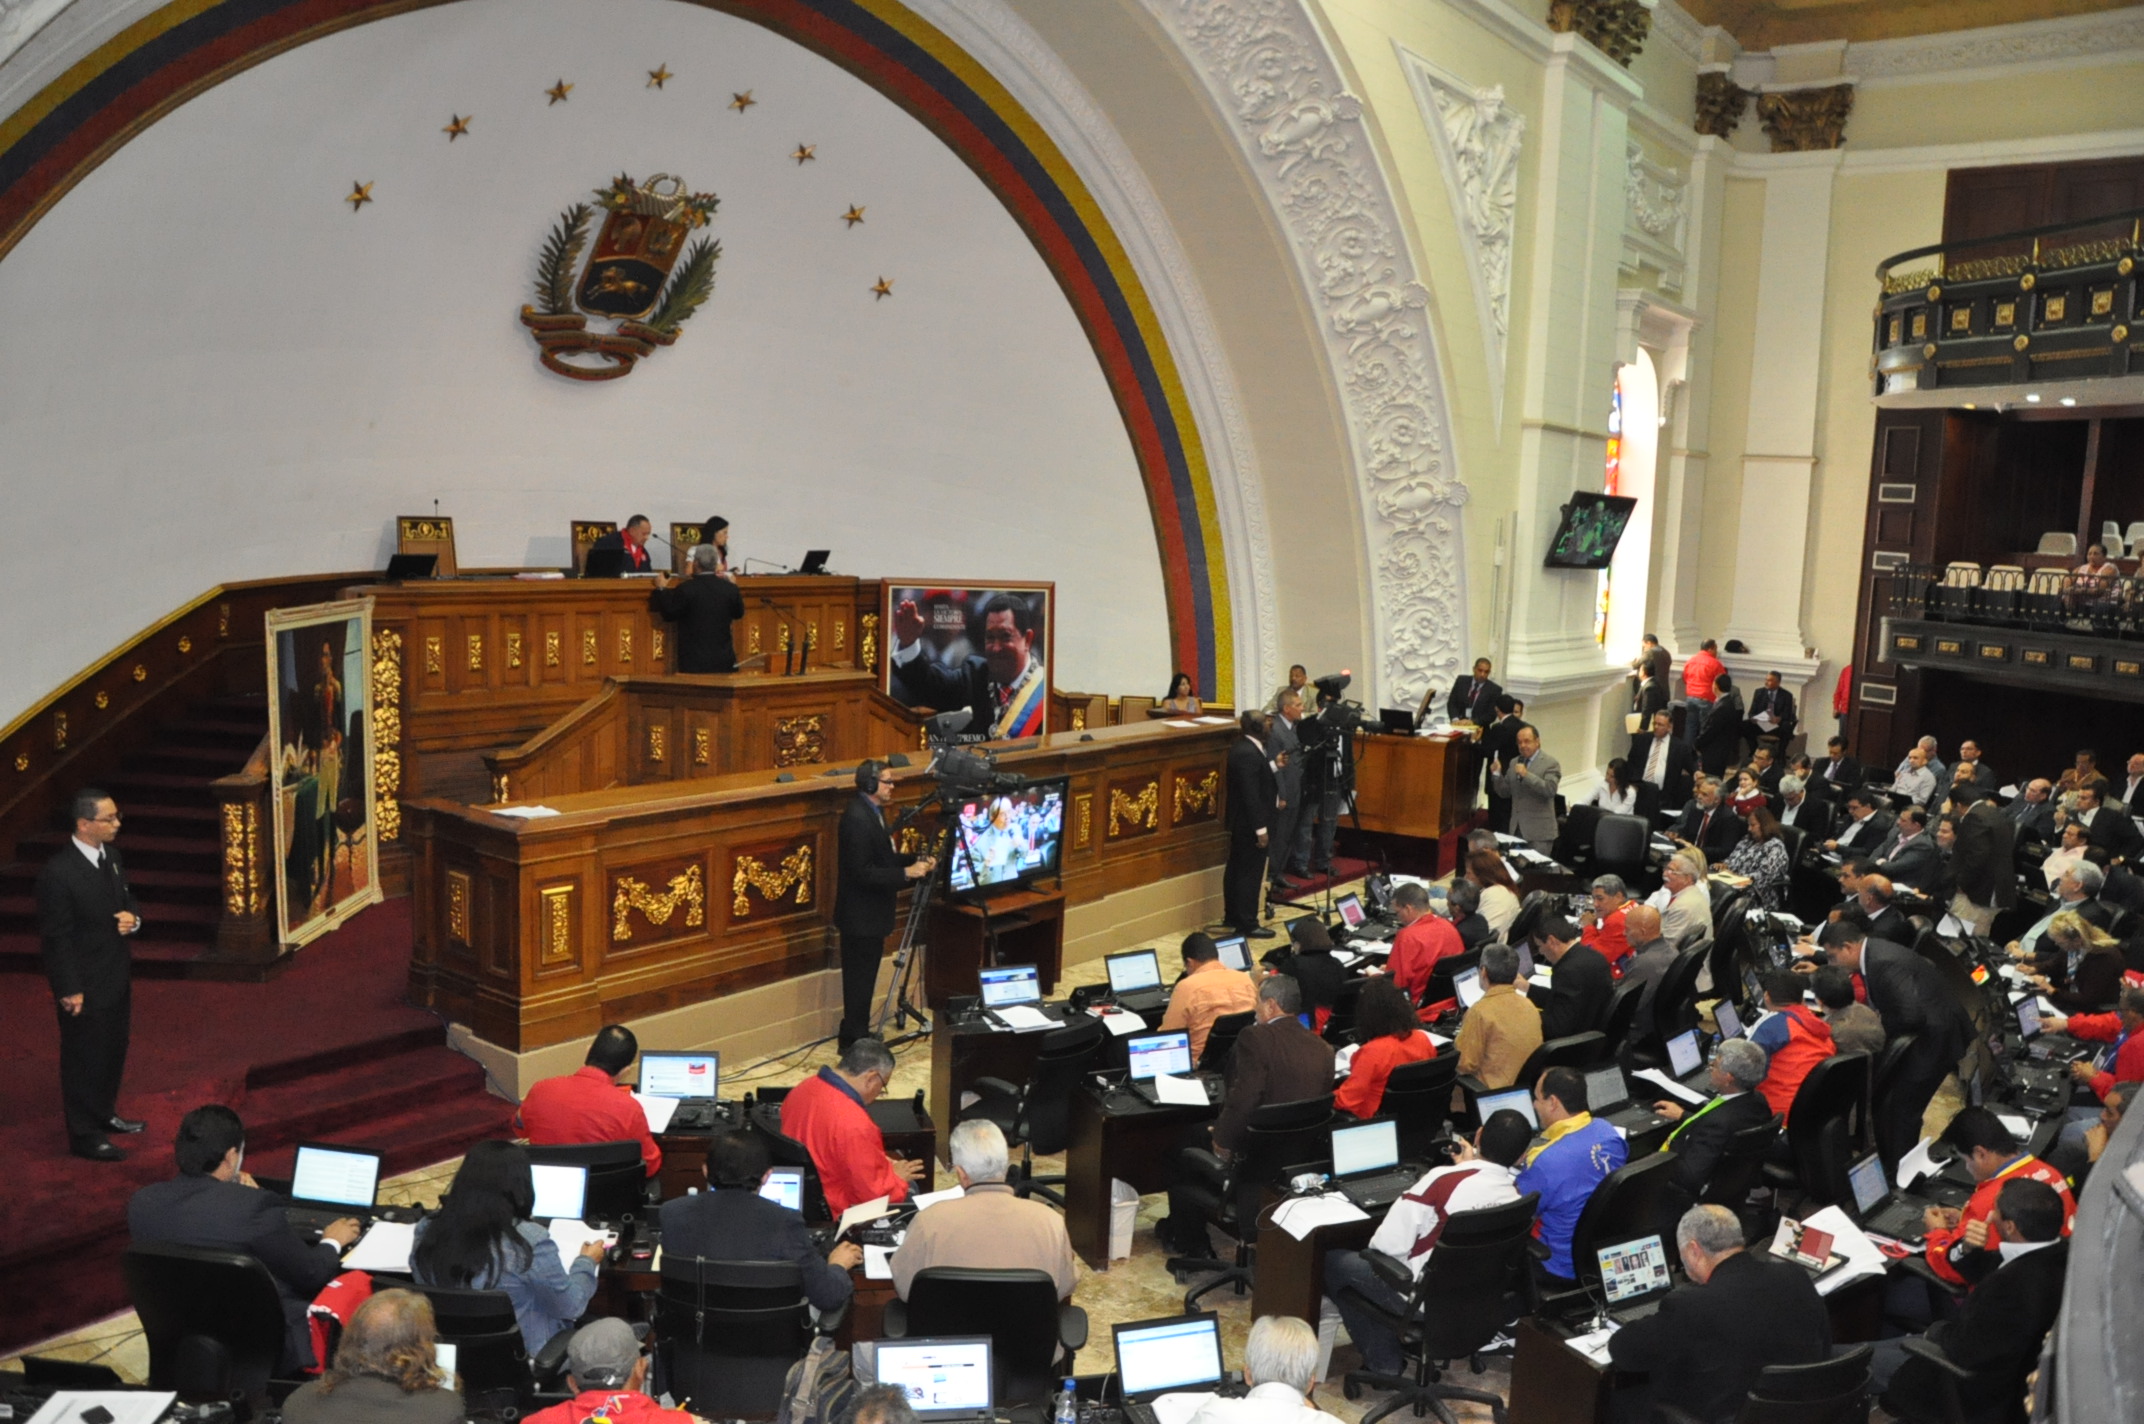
[863,1245,897,1279]
[1565,1325,1618,1366]
[343,1220,418,1271]
[634,1092,681,1132]
[1166,720,1202,729]
[28,1394,178,1424]
[990,1005,1056,1032]
[1150,1073,1209,1106]
[837,1196,895,1237]
[548,1219,618,1260]
[1896,1137,1943,1190]
[1193,716,1235,726]
[1632,1068,1708,1107]
[1795,1206,1889,1295]
[1270,1193,1370,1240]
[492,804,563,819]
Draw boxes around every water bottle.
[1054,1378,1078,1424]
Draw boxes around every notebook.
[874,1337,995,1422]
[1107,949,1169,1011]
[759,1168,805,1214]
[1845,1152,1930,1245]
[1126,1031,1195,1082]
[1475,1086,1538,1129]
[1583,1064,1673,1136]
[1113,1313,1226,1401]
[1714,1002,1745,1039]
[979,965,1044,1010]
[1213,935,1250,972]
[1336,894,1368,929]
[1596,1235,1675,1319]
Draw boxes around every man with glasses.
[37,788,144,1161]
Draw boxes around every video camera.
[1304,670,1380,734]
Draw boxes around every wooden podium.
[925,886,1066,1006]
[1350,730,1481,841]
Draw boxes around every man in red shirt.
[1681,639,1725,739]
[780,1037,925,1217]
[1580,875,1634,975]
[1917,1107,2073,1290]
[1748,971,1834,1121]
[519,1025,662,1178]
[1385,883,1463,1003]
[524,1318,694,1424]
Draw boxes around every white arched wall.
[0,0,1180,723]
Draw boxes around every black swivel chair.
[748,1101,833,1223]
[885,1268,1088,1408]
[414,1284,567,1418]
[961,1016,1109,1206]
[525,1139,652,1225]
[1552,804,1603,871]
[1377,1054,1460,1160]
[1697,1112,1786,1238]
[1166,1094,1335,1310]
[1869,1033,1922,1150]
[1336,1194,1542,1424]
[1657,1345,1875,1424]
[1508,1032,1610,1092]
[1551,1152,1681,1304]
[655,1257,844,1419]
[123,1242,293,1410]
[1600,976,1648,1060]
[1762,1053,1870,1210]
[1631,949,1710,1065]
[1198,1011,1258,1073]
[1324,977,1373,1046]
[1592,813,1654,891]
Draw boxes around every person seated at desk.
[280,1290,463,1424]
[1871,1179,2069,1420]
[1579,874,1634,975]
[1465,850,1523,941]
[649,544,744,674]
[1443,879,1493,952]
[1529,916,1612,1040]
[1606,1205,1830,1424]
[2041,985,2144,1172]
[1385,882,1465,1002]
[413,1141,602,1355]
[1650,1038,1775,1223]
[587,515,653,574]
[1777,774,1832,837]
[657,1131,858,1310]
[1812,966,1884,1056]
[1161,671,1203,716]
[1587,757,1638,815]
[890,1120,1077,1299]
[1749,971,1834,1121]
[518,1024,661,1179]
[779,1037,925,1219]
[1323,1110,1531,1377]
[1334,979,1436,1119]
[1161,1315,1326,1424]
[1872,806,1939,889]
[1671,777,1745,862]
[1515,1067,1627,1282]
[1655,851,1713,947]
[1453,943,1542,1090]
[1725,768,1767,820]
[2041,818,2091,889]
[127,1105,358,1372]
[1160,931,1258,1062]
[2047,1080,2131,1186]
[1261,917,1347,1022]
[524,1318,697,1424]
[1616,907,1677,1044]
[1843,873,1911,946]
[1824,788,1895,857]
[2019,910,2126,1014]
[1898,1106,2074,1332]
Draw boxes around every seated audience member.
[1606,1205,1830,1424]
[779,1037,924,1217]
[1589,758,1637,814]
[1872,806,1939,888]
[1263,916,1348,1019]
[280,1290,462,1424]
[1749,971,1835,1121]
[1516,1067,1628,1281]
[2047,1081,2131,1186]
[1580,875,1634,974]
[890,1120,1077,1299]
[1335,979,1436,1119]
[1167,1315,1325,1424]
[1873,1179,2069,1417]
[524,1318,694,1424]
[2041,819,2091,889]
[1323,1111,1532,1376]
[657,1131,858,1310]
[1161,671,1203,716]
[1453,944,1543,1090]
[1444,878,1493,952]
[1160,932,1258,1061]
[2009,861,2116,976]
[2022,910,2126,1013]
[1656,851,1713,946]
[1916,1108,2074,1293]
[1812,966,1884,1056]
[1466,850,1523,940]
[1776,775,1831,837]
[1725,807,1791,910]
[2076,779,2144,860]
[2056,747,2106,799]
[852,1387,921,1424]
[1845,874,1910,945]
[1652,1038,1775,1221]
[1892,748,1938,808]
[1725,768,1767,819]
[1530,916,1612,1039]
[1617,906,1678,1043]
[2044,985,2144,1158]
[128,1105,356,1371]
[413,1141,600,1354]
[1385,883,1465,1001]
[2008,778,2059,842]
[1672,777,1745,861]
[517,1024,661,1178]
[1816,736,1863,793]
[1824,789,1895,855]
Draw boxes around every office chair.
[1762,1053,1870,1210]
[1165,1094,1335,1311]
[1697,1112,1785,1239]
[1888,1336,2021,1424]
[1629,949,1710,1066]
[525,1139,651,1224]
[748,1101,833,1223]
[961,1015,1108,1206]
[123,1242,293,1410]
[1199,1010,1258,1073]
[1377,1054,1460,1159]
[1548,1152,1680,1308]
[1705,909,1752,1013]
[1600,976,1648,1061]
[1336,1194,1541,1424]
[1323,976,1372,1045]
[414,1285,566,1417]
[1870,1033,1922,1149]
[1508,1032,1610,1092]
[1656,1345,1874,1424]
[1591,814,1654,891]
[885,1268,1088,1408]
[655,1257,844,1418]
[1551,803,1602,871]
[1506,892,1555,953]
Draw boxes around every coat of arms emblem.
[521,172,721,381]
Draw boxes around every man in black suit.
[1651,1038,1777,1223]
[1629,709,1696,822]
[1820,921,1973,1168]
[1608,1204,1829,1424]
[1947,796,2018,935]
[1874,1179,2068,1417]
[1446,657,1501,724]
[1694,672,1743,777]
[2075,782,2144,862]
[586,514,654,574]
[1816,736,1864,795]
[1671,777,1745,862]
[1478,697,1529,831]
[128,1105,359,1370]
[1844,874,1912,946]
[888,592,1047,741]
[649,544,745,672]
[1776,775,1834,839]
[1740,671,1797,751]
[38,788,144,1161]
[2004,778,2058,842]
[833,761,934,1050]
[1225,711,1279,939]
[659,1131,859,1308]
[1530,916,1612,1039]
[1824,789,1895,857]
[1951,740,1997,791]
[2117,752,2144,820]
[1266,691,1306,893]
[1872,806,1940,889]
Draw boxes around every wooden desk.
[926,888,1066,1007]
[1063,1085,1217,1270]
[1351,732,1481,840]
[1250,1206,1376,1325]
[407,719,1231,1051]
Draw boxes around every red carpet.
[0,898,517,1355]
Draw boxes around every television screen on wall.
[1544,493,1639,570]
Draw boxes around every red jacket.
[781,1068,910,1217]
[519,1065,662,1177]
[526,1391,695,1424]
[1682,650,1724,701]
[1750,1004,1834,1122]
[1335,1032,1435,1119]
[2064,1012,2144,1100]
[1923,1154,2073,1286]
[1582,905,1633,977]
[1387,915,1464,1002]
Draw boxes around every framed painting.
[881,582,1054,740]
[265,597,383,946]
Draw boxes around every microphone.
[743,557,794,575]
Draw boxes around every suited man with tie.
[1265,691,1306,892]
[1446,658,1501,725]
[1872,807,1940,889]
[2074,782,2144,863]
[1492,726,1563,855]
[1649,1038,1778,1224]
[1740,671,1797,750]
[1629,709,1696,822]
[1951,740,1998,791]
[1776,775,1834,839]
[1478,697,1530,832]
[1821,920,1974,1168]
[833,762,935,1050]
[2117,752,2144,820]
[1671,777,1745,862]
[2004,778,2059,842]
[1225,712,1280,939]
[38,788,145,1161]
[1824,789,1895,856]
[1816,736,1864,796]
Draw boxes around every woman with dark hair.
[412,1141,601,1352]
[282,1290,461,1424]
[1588,758,1637,815]
[1334,978,1436,1118]
[1726,768,1767,819]
[1161,672,1202,716]
[1261,917,1347,1019]
[1725,806,1790,909]
[1466,849,1522,939]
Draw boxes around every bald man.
[1619,905,1677,1043]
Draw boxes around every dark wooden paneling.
[1943,156,2144,262]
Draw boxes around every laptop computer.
[1596,1235,1676,1322]
[798,550,832,576]
[1330,1119,1418,1211]
[1379,708,1418,734]
[1583,1064,1674,1137]
[582,547,630,578]
[1663,1030,1716,1095]
[1113,1312,1226,1423]
[759,1167,806,1214]
[640,1050,722,1129]
[2015,998,2091,1063]
[1845,1151,1931,1245]
[1335,893,1369,931]
[1126,1030,1199,1105]
[1714,1001,1745,1040]
[873,1337,994,1423]
[1107,949,1171,1014]
[1213,934,1251,972]
[284,1142,385,1233]
[1452,967,1486,1009]
[383,552,439,580]
[530,1162,591,1223]
[978,965,1046,1023]
[1475,1086,1538,1129]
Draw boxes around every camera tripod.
[871,793,980,1047]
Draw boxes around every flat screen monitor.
[798,550,831,575]
[639,1051,719,1100]
[290,1144,382,1210]
[1112,1314,1225,1399]
[1106,949,1164,995]
[978,965,1043,1009]
[1666,1029,1703,1078]
[1213,935,1250,972]
[1516,943,1535,980]
[1714,1002,1744,1039]
[759,1168,805,1214]
[1336,894,1367,929]
[1597,1235,1673,1305]
[1543,492,1639,570]
[946,778,1069,896]
[2015,998,2044,1039]
[1331,1119,1400,1178]
[1452,968,1486,1008]
[1476,1087,1538,1129]
[873,1338,995,1420]
[1583,1066,1630,1114]
[530,1162,590,1222]
[1848,1153,1890,1216]
[1126,1031,1194,1081]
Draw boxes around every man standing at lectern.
[835,761,935,1050]
[888,592,1047,740]
[39,788,144,1161]
[650,544,744,673]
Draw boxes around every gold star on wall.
[346,181,375,211]
[442,114,471,141]
[546,79,574,105]
[730,91,757,112]
[792,144,817,165]
[871,277,894,300]
[842,205,866,227]
[647,65,673,89]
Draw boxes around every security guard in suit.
[38,787,145,1160]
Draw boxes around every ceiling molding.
[1848,7,2144,88]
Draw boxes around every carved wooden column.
[1545,0,1653,66]
[208,736,278,966]
[1757,84,1854,153]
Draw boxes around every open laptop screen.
[1331,1120,1400,1178]
[759,1168,805,1214]
[1597,1236,1673,1305]
[290,1144,382,1210]
[1452,968,1485,1008]
[874,1338,994,1418]
[639,1051,720,1100]
[1847,1154,1890,1216]
[1583,1066,1629,1114]
[1666,1030,1703,1079]
[1107,950,1163,994]
[530,1163,589,1222]
[1516,943,1535,980]
[978,966,1043,1008]
[1714,1002,1744,1039]
[1126,1032,1194,1081]
[1476,1087,1538,1128]
[1214,936,1250,972]
[1336,894,1367,928]
[2015,998,2044,1039]
[1114,1314,1225,1398]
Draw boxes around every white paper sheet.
[1936,914,1965,936]
[911,1185,965,1211]
[1165,719,1201,729]
[991,1005,1055,1032]
[1564,1325,1619,1366]
[1270,1192,1370,1241]
[863,1245,895,1280]
[1798,1205,1890,1295]
[1896,1137,1942,1190]
[634,1092,681,1133]
[1193,716,1235,726]
[1996,1112,2034,1141]
[1427,1032,1453,1051]
[1150,1393,1217,1424]
[836,1195,894,1238]
[1632,1068,1710,1108]
[1333,1044,1359,1075]
[1089,1008,1147,1038]
[343,1220,417,1272]
[1151,1072,1210,1106]
[491,805,562,819]
[547,1219,617,1261]
[28,1393,177,1424]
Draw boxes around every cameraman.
[1288,686,1357,879]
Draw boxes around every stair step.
[243,1093,520,1186]
[123,744,250,773]
[0,931,204,974]
[249,1023,447,1088]
[163,717,267,742]
[103,770,218,794]
[238,1046,500,1155]
[11,833,220,873]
